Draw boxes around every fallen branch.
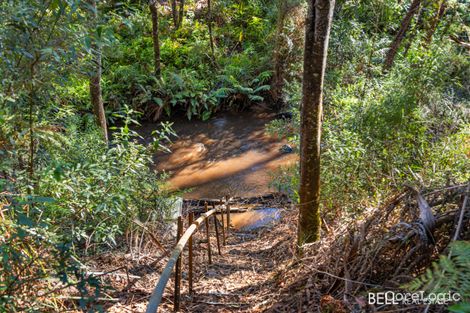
[85,271,141,279]
[450,35,470,50]
[196,301,246,307]
[57,296,120,302]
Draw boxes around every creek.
[138,110,296,228]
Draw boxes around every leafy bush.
[0,194,100,312]
[36,108,177,249]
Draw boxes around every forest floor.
[83,196,299,313]
[75,183,468,313]
[177,207,296,313]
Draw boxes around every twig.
[451,182,470,242]
[85,271,141,279]
[307,265,383,288]
[196,301,245,307]
[422,183,467,196]
[424,183,469,313]
[57,296,120,302]
[38,266,129,298]
[133,219,167,254]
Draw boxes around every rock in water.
[280,144,293,153]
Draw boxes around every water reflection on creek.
[138,111,297,199]
[224,208,281,231]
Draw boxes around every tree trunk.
[28,72,35,181]
[271,0,289,107]
[402,1,424,58]
[89,0,108,143]
[298,0,335,245]
[424,0,446,46]
[171,0,178,28]
[149,0,161,76]
[207,0,215,59]
[383,0,421,71]
[177,0,185,28]
[27,55,39,182]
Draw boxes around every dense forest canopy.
[0,0,469,311]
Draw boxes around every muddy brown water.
[137,111,297,201]
[221,208,282,231]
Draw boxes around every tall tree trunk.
[424,0,446,46]
[298,0,335,245]
[28,65,35,181]
[383,0,421,71]
[149,0,161,76]
[207,0,215,59]
[402,1,424,58]
[89,0,108,143]
[271,0,289,107]
[27,54,39,183]
[171,0,178,28]
[177,0,185,28]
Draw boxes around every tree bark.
[177,0,185,28]
[149,0,161,76]
[424,0,446,46]
[89,0,108,143]
[271,0,289,107]
[402,1,424,58]
[207,0,215,59]
[383,0,421,71]
[450,35,470,51]
[298,0,335,245]
[171,0,178,28]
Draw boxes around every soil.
[79,183,468,313]
[89,198,298,313]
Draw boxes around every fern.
[406,241,470,308]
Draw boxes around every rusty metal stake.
[220,200,226,246]
[212,204,221,255]
[188,212,194,295]
[226,195,231,234]
[204,202,212,264]
[174,216,183,312]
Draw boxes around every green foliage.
[267,0,469,213]
[0,194,100,312]
[0,2,177,308]
[97,0,275,120]
[1,104,175,309]
[406,241,470,308]
[30,107,176,248]
[1,0,469,308]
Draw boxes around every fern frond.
[405,241,470,299]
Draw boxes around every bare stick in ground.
[205,202,212,264]
[213,203,222,255]
[174,216,183,312]
[188,212,194,294]
[452,182,470,241]
[220,198,226,245]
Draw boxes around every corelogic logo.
[368,291,461,305]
